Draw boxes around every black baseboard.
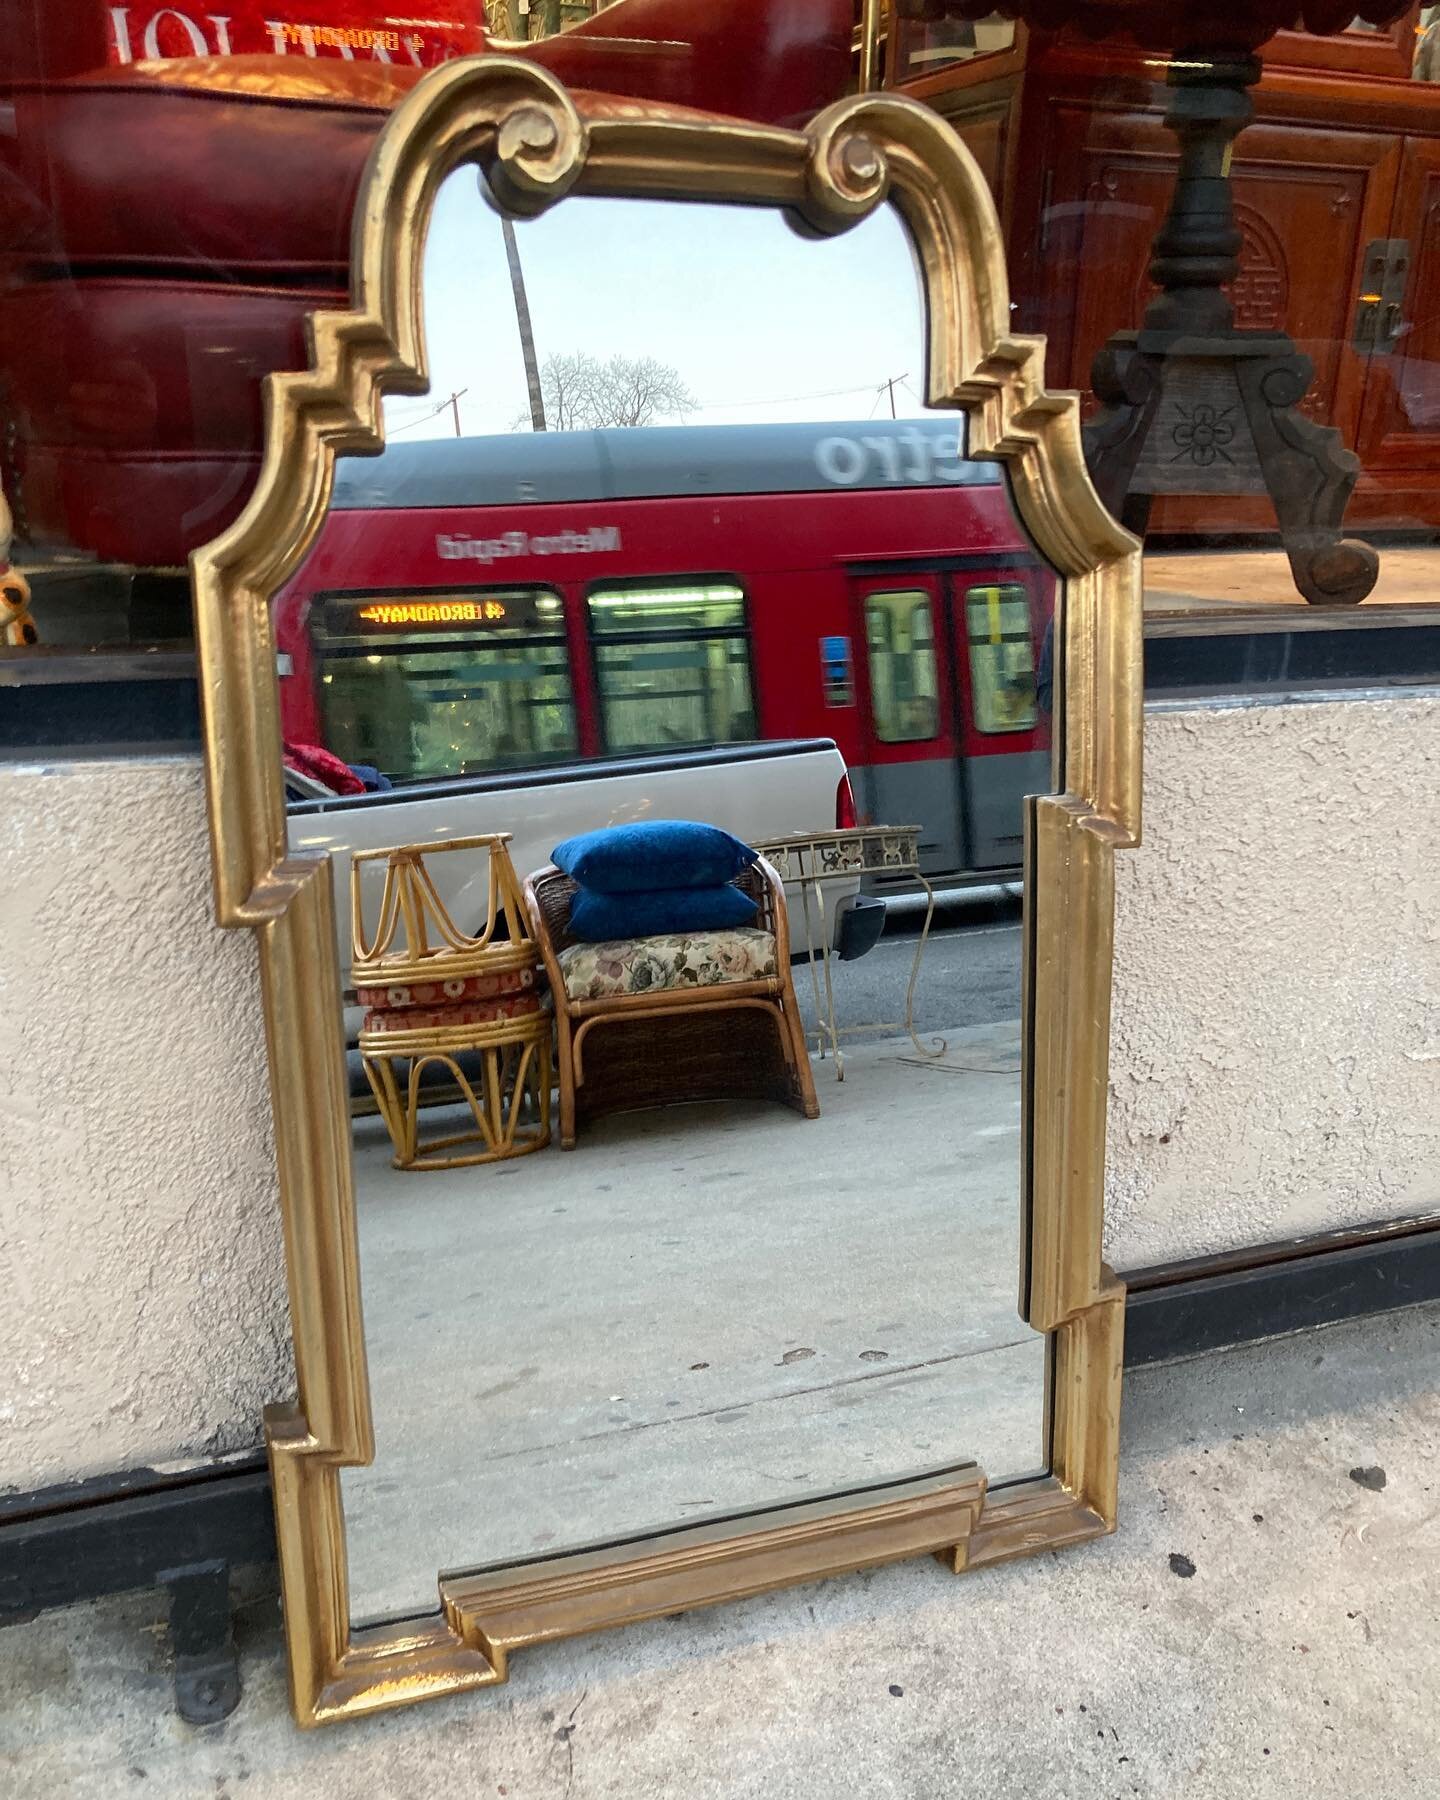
[1123,1221,1440,1365]
[5,1222,1440,1648]
[0,1458,275,1627]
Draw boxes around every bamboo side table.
[350,834,552,1170]
[750,825,946,1080]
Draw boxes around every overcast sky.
[379,171,936,441]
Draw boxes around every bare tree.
[591,354,699,427]
[513,352,699,431]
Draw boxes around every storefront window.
[1415,6,1440,78]
[3,7,1434,686]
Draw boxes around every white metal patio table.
[751,824,946,1080]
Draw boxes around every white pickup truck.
[285,737,885,1037]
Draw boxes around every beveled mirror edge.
[188,56,1142,1729]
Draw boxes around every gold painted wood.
[350,834,553,1170]
[350,832,535,980]
[189,54,1143,1727]
[445,1466,988,1677]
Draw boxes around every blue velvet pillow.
[569,884,758,943]
[553,821,758,894]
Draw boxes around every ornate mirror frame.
[190,58,1142,1728]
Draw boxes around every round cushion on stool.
[356,966,536,1012]
[361,992,543,1036]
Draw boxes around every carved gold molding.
[190,56,1142,1727]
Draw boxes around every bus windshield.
[312,587,578,784]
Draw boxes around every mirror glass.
[277,171,1057,1627]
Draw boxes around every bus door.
[946,574,1051,871]
[848,573,965,876]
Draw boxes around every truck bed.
[286,738,872,1033]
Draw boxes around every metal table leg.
[811,878,843,1080]
[795,869,831,1066]
[905,873,947,1059]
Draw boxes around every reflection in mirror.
[893,8,1017,80]
[1417,5,1440,77]
[277,174,1057,1626]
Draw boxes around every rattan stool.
[351,834,552,1171]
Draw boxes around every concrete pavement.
[4,1299,1438,1797]
[344,1021,1036,1623]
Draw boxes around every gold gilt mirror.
[191,58,1141,1727]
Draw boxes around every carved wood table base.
[1082,47,1379,606]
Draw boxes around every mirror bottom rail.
[285,1459,1109,1727]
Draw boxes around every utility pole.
[498,203,547,432]
[446,387,469,436]
[885,375,898,419]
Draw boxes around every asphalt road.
[816,885,1024,1040]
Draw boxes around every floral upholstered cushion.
[557,927,777,1002]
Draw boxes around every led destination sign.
[327,590,554,636]
[356,599,510,627]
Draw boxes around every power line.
[690,377,906,413]
[385,370,923,434]
[388,391,466,436]
[387,401,450,435]
[389,376,890,427]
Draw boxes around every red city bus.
[273,418,1055,878]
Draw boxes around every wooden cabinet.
[898,17,1440,533]
[1355,136,1440,473]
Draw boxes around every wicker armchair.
[523,857,819,1149]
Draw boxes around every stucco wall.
[5,693,1438,1493]
[1105,689,1440,1272]
[0,756,290,1493]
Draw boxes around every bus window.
[964,584,1038,734]
[313,588,577,783]
[586,581,756,751]
[863,590,938,742]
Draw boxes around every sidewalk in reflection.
[342,1020,1043,1625]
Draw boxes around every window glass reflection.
[965,584,1038,736]
[1416,6,1440,78]
[893,9,1016,80]
[587,580,756,749]
[315,587,577,781]
[864,589,939,743]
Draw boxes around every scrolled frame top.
[193,56,1137,931]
